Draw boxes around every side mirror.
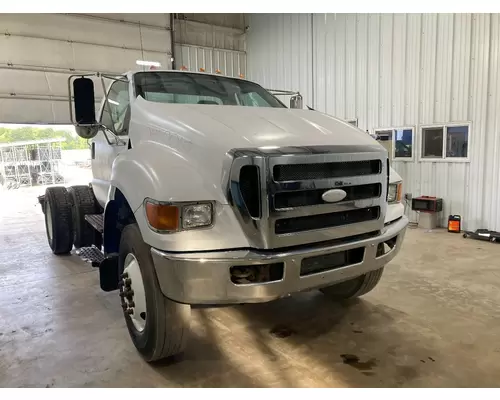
[290,94,303,109]
[75,125,99,139]
[72,77,98,139]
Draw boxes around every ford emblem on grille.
[322,189,347,203]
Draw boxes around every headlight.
[144,199,213,232]
[182,204,213,229]
[388,182,402,203]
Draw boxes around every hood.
[130,97,382,155]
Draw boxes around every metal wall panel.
[1,13,243,124]
[247,13,500,231]
[82,14,171,27]
[247,14,313,106]
[484,14,500,232]
[177,13,245,30]
[174,44,246,78]
[174,19,245,52]
[0,13,172,124]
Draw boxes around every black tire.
[320,267,385,300]
[68,185,99,248]
[119,223,190,362]
[44,187,74,255]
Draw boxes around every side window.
[100,80,130,136]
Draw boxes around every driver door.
[91,79,131,207]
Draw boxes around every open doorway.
[0,124,92,240]
[0,124,92,192]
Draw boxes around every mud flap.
[99,256,119,291]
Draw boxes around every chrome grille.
[225,145,389,249]
[273,160,381,181]
[274,183,382,209]
[275,207,380,234]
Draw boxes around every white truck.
[39,70,408,362]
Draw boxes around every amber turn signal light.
[396,182,403,203]
[145,201,179,231]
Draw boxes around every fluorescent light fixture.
[108,99,119,106]
[136,60,161,67]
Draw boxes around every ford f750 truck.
[39,70,408,362]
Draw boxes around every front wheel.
[320,267,385,300]
[118,223,191,362]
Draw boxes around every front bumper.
[151,216,408,305]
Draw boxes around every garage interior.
[1,13,500,388]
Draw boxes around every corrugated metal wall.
[174,44,246,77]
[247,13,500,231]
[173,14,246,78]
[246,15,313,105]
[174,19,245,52]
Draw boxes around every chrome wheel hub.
[120,253,147,332]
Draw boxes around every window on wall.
[422,127,444,158]
[446,126,469,158]
[375,130,393,158]
[394,128,413,158]
[373,127,414,161]
[421,124,469,159]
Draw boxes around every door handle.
[91,142,96,159]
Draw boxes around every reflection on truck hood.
[130,97,399,184]
[132,97,380,151]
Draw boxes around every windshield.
[133,72,286,108]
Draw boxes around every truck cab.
[40,70,408,362]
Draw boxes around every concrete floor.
[1,186,500,388]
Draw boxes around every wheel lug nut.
[125,308,133,315]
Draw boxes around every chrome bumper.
[151,216,408,305]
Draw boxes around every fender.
[106,141,249,253]
[110,140,228,212]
